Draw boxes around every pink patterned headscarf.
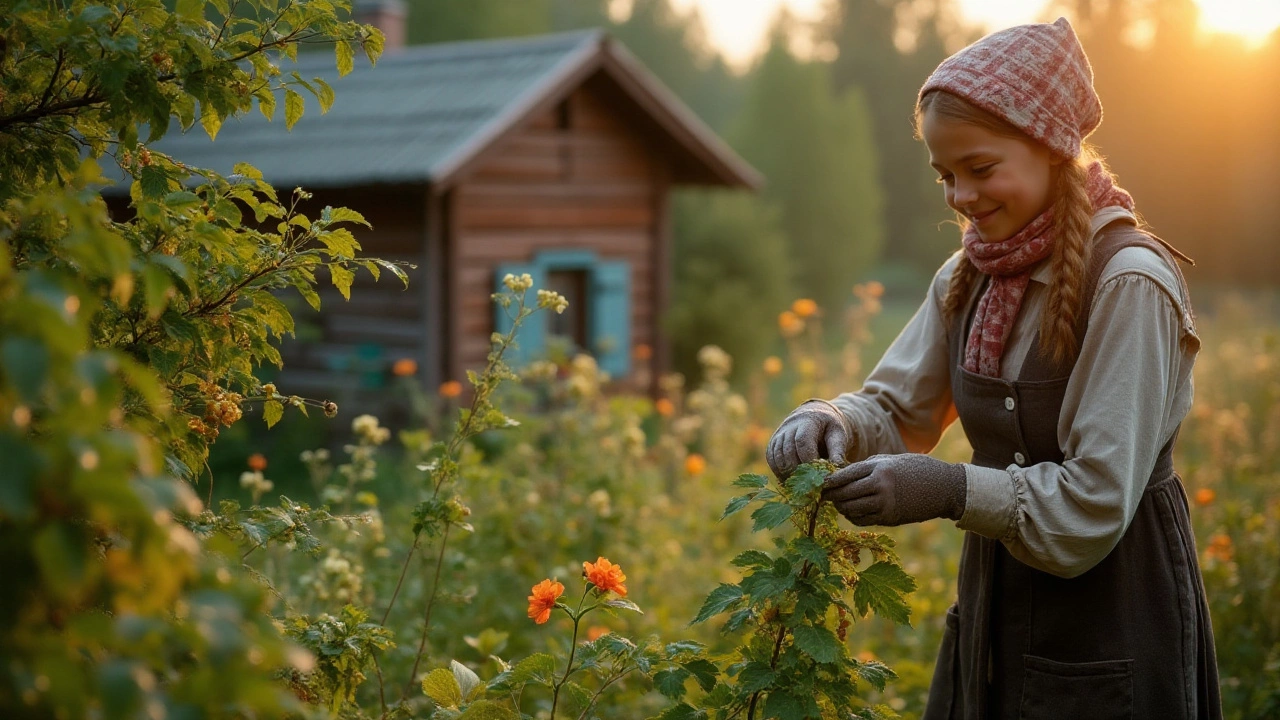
[919,17,1136,377]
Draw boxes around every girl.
[765,18,1221,720]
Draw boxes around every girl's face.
[921,109,1060,243]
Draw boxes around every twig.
[403,524,451,698]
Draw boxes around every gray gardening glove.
[821,453,967,527]
[766,400,852,479]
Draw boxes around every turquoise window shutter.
[494,262,546,367]
[589,260,631,377]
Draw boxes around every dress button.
[1014,452,1026,465]
[1004,397,1016,411]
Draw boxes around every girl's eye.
[972,164,994,176]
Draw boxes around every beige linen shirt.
[829,209,1200,578]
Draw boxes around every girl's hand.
[821,453,967,526]
[766,401,852,479]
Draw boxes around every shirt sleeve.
[828,256,960,460]
[957,262,1199,578]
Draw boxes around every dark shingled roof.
[140,30,760,191]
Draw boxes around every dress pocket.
[1019,655,1133,720]
[923,605,961,720]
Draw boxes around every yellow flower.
[791,298,819,318]
[583,557,627,597]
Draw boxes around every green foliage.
[285,604,395,710]
[666,191,792,383]
[730,30,884,315]
[0,0,389,714]
[684,461,916,718]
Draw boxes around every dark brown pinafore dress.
[923,222,1223,720]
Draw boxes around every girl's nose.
[952,179,979,207]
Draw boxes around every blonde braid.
[1040,153,1096,364]
[943,248,980,320]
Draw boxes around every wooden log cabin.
[139,29,761,416]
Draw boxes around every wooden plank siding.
[276,185,430,413]
[448,83,662,386]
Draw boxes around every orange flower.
[791,298,819,318]
[247,453,267,472]
[857,281,885,299]
[392,358,418,377]
[778,310,805,338]
[1194,488,1216,506]
[439,380,463,399]
[684,453,706,477]
[583,557,627,597]
[586,625,611,641]
[1205,533,1233,563]
[632,344,653,361]
[527,579,565,624]
[745,424,769,448]
[762,356,783,377]
[655,398,675,417]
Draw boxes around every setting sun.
[1193,0,1280,46]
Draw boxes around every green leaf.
[739,558,794,601]
[731,550,774,569]
[654,667,691,700]
[325,206,371,227]
[142,264,173,318]
[139,166,170,199]
[314,77,335,113]
[373,258,409,287]
[721,492,757,520]
[762,690,808,720]
[256,87,277,121]
[559,681,592,715]
[284,89,305,131]
[452,660,483,701]
[260,399,284,429]
[852,561,917,626]
[786,463,829,500]
[732,473,769,489]
[750,501,794,532]
[422,667,463,709]
[457,700,518,720]
[791,624,841,664]
[681,658,718,691]
[329,264,354,300]
[488,652,555,691]
[790,536,828,572]
[603,598,643,614]
[691,583,743,625]
[653,703,704,720]
[855,660,896,692]
[734,661,776,694]
[200,103,222,141]
[336,40,354,76]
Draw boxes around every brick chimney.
[354,0,407,52]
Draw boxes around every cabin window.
[546,269,588,352]
[493,251,631,378]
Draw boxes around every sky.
[671,0,1280,68]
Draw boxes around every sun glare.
[1192,0,1280,46]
